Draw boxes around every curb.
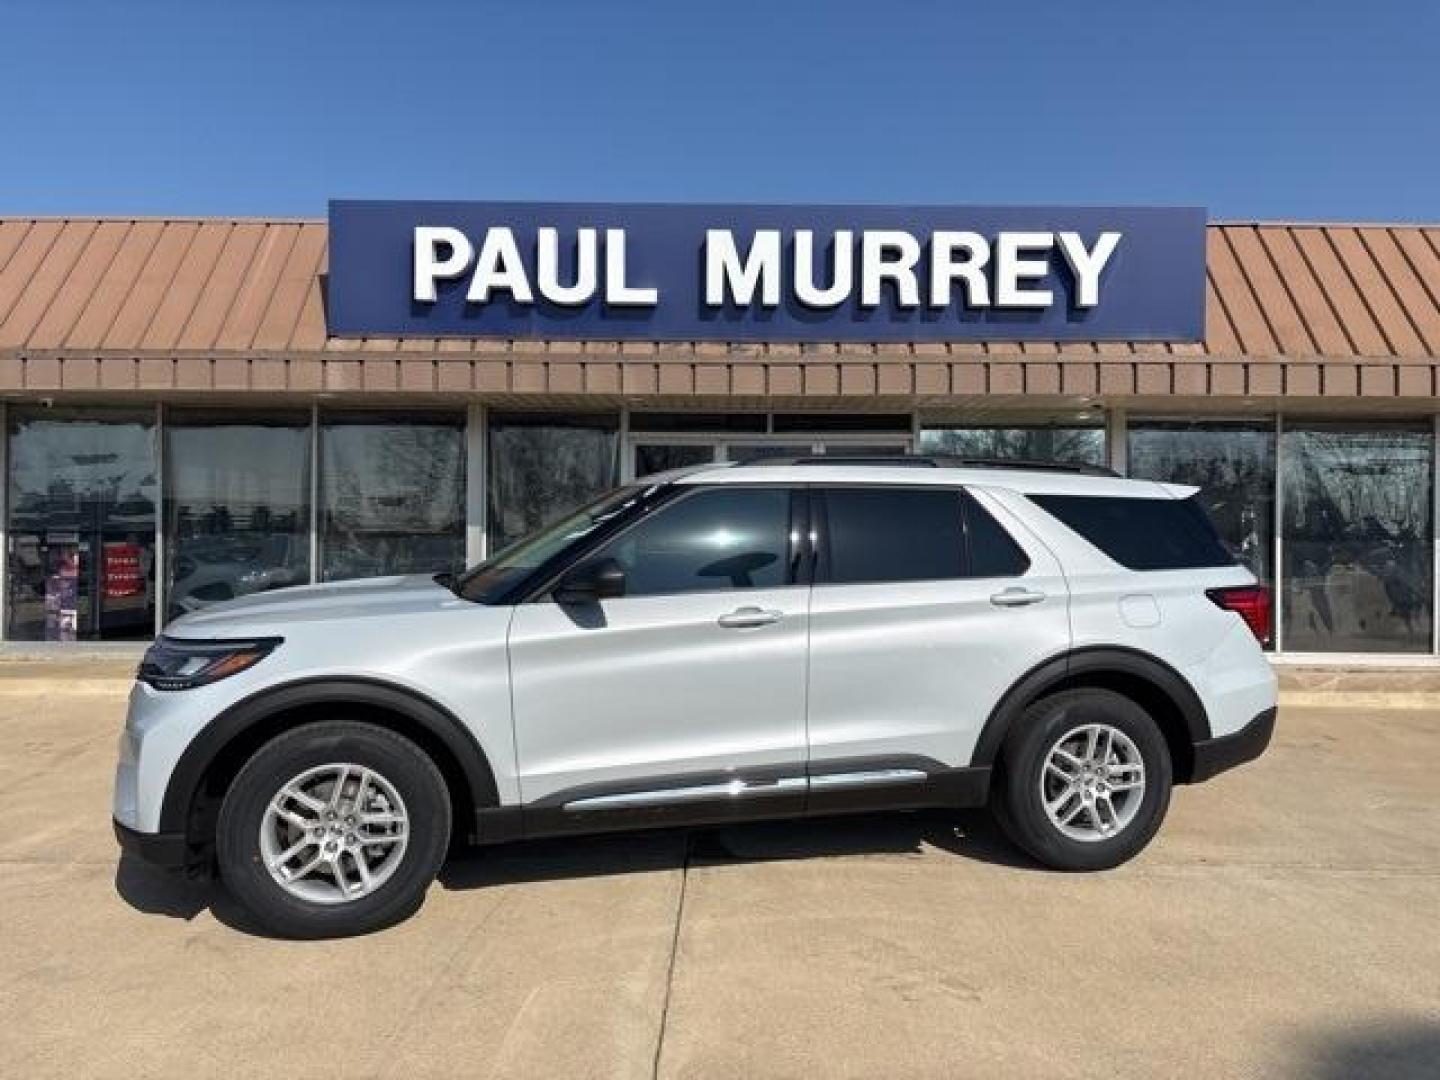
[1277,691,1440,711]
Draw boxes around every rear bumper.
[113,818,190,870]
[1189,707,1276,783]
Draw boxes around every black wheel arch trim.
[971,646,1212,776]
[157,676,500,837]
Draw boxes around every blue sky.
[1,0,1436,221]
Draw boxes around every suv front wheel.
[216,721,451,938]
[992,688,1173,871]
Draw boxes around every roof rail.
[742,454,1119,477]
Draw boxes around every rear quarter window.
[1028,493,1236,571]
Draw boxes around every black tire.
[216,721,451,939]
[991,688,1172,871]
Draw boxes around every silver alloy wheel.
[259,762,410,905]
[1038,723,1146,843]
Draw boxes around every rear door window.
[817,488,966,584]
[1028,492,1236,570]
[814,487,1030,584]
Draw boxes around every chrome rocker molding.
[477,759,990,843]
[563,775,809,811]
[559,767,929,812]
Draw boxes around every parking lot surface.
[1,661,1438,1078]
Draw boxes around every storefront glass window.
[1127,421,1276,586]
[487,413,619,552]
[164,411,311,620]
[1280,424,1433,654]
[319,413,466,581]
[919,425,1106,466]
[6,408,157,641]
[634,443,715,477]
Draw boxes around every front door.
[508,484,809,825]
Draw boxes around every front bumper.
[113,818,190,870]
[1189,707,1277,783]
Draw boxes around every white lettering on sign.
[413,226,473,303]
[706,229,782,307]
[536,227,597,305]
[929,231,990,308]
[1057,231,1122,308]
[412,227,1123,312]
[468,227,532,303]
[604,229,657,306]
[793,229,853,308]
[860,231,922,308]
[995,232,1055,307]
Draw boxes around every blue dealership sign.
[327,200,1205,343]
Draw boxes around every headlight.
[138,637,281,691]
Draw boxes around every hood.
[167,574,465,639]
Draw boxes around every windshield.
[456,486,644,604]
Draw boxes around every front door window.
[597,487,793,596]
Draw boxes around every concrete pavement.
[0,662,1437,1078]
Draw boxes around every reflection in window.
[600,487,790,596]
[634,443,714,478]
[319,413,465,581]
[488,414,618,552]
[920,426,1105,467]
[6,409,157,641]
[725,444,797,463]
[1127,421,1276,585]
[164,412,311,620]
[1281,424,1433,653]
[818,443,909,458]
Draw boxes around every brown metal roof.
[1,217,1438,401]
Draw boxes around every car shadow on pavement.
[114,808,1043,937]
[438,807,1042,891]
[1301,1020,1440,1080]
[114,854,214,920]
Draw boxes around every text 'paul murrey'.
[412,226,1123,311]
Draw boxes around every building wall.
[3,217,1439,657]
[3,399,1438,658]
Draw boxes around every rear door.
[804,485,1071,784]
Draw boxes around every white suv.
[114,458,1277,937]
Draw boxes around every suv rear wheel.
[216,721,451,938]
[992,688,1172,871]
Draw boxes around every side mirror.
[553,557,626,604]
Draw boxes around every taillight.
[1206,585,1272,645]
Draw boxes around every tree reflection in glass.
[319,414,466,582]
[1281,424,1433,653]
[487,414,619,553]
[920,426,1105,467]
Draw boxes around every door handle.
[990,586,1046,608]
[717,606,783,629]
